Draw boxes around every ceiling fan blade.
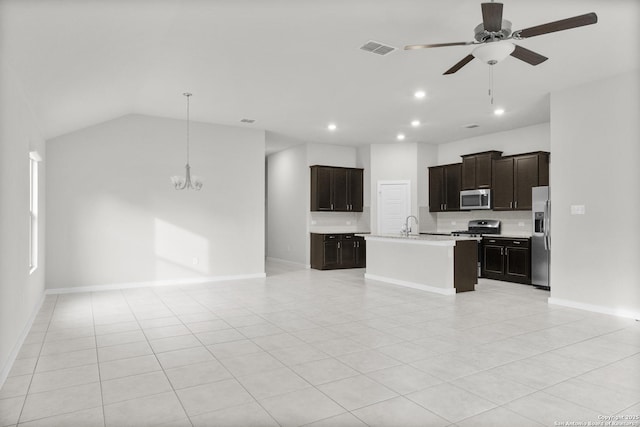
[444,54,475,75]
[510,45,548,65]
[481,2,504,33]
[404,41,474,50]
[515,12,598,38]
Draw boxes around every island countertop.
[358,233,479,246]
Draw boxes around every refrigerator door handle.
[544,200,551,251]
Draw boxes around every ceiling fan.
[405,2,598,75]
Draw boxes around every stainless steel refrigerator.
[531,186,550,288]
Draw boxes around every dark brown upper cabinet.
[492,152,549,211]
[461,151,502,190]
[310,166,363,212]
[428,163,461,212]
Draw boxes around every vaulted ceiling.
[2,0,638,151]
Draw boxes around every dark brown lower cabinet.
[481,237,530,284]
[310,233,366,270]
[454,239,478,293]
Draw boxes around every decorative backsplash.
[420,207,532,236]
[309,208,370,233]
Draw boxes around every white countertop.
[360,233,479,246]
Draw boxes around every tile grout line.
[92,291,107,427]
[14,294,58,426]
[118,287,195,427]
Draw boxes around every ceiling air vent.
[240,119,255,123]
[360,40,396,56]
[463,123,480,129]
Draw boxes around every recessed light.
[411,120,421,127]
[414,90,426,99]
[494,108,505,116]
[397,133,406,141]
[327,123,337,131]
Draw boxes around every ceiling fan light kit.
[472,40,515,65]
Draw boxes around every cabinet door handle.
[331,203,334,210]
[501,248,504,256]
[509,201,513,209]
[338,242,341,249]
[513,241,521,245]
[515,201,518,209]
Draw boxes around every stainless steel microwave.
[460,189,492,210]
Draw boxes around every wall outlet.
[518,222,525,227]
[346,221,351,225]
[311,220,317,225]
[451,221,456,225]
[571,205,586,215]
[192,257,199,265]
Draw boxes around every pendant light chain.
[170,92,202,190]
[185,92,191,166]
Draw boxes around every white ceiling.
[2,0,639,153]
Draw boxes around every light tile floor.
[1,261,639,427]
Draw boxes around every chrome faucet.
[403,215,419,236]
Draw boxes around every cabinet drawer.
[320,233,358,241]
[483,238,505,246]
[482,237,529,247]
[506,239,529,248]
[323,234,341,241]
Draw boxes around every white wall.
[437,122,550,165]
[266,143,308,265]
[0,64,47,385]
[46,114,265,290]
[370,143,419,234]
[549,70,640,318]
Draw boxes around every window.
[29,151,41,274]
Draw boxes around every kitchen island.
[361,234,478,295]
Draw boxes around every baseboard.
[548,297,640,321]
[0,292,46,390]
[265,257,310,269]
[45,273,266,295]
[364,273,456,296]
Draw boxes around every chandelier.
[171,92,203,190]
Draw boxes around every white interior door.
[378,181,410,234]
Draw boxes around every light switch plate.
[571,205,586,215]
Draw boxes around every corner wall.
[266,143,308,265]
[46,114,265,290]
[549,70,640,318]
[0,64,47,385]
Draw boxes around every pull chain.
[489,65,495,105]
